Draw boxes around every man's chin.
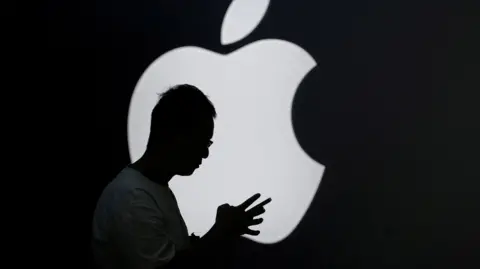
[178,166,197,176]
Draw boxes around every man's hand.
[170,195,271,269]
[190,233,200,244]
[214,193,272,237]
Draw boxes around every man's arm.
[115,189,233,269]
[114,189,177,269]
[164,224,234,269]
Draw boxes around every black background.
[40,0,479,268]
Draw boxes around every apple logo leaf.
[221,0,270,45]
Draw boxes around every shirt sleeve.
[113,188,176,269]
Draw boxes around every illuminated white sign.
[127,0,325,244]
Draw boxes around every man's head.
[146,84,216,176]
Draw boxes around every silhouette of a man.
[92,84,271,269]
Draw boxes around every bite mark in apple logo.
[127,0,325,244]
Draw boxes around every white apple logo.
[127,0,325,244]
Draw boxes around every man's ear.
[166,133,191,152]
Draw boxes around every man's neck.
[130,153,174,186]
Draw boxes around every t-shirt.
[91,167,191,269]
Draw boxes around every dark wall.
[44,0,479,268]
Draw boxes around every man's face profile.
[175,117,215,176]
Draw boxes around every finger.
[236,193,261,210]
[246,198,271,216]
[218,203,232,213]
[253,198,272,209]
[247,206,266,217]
[249,218,263,226]
[244,228,260,236]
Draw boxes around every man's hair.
[149,84,216,142]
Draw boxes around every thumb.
[218,203,230,209]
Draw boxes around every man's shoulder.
[107,167,157,199]
[95,168,155,210]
